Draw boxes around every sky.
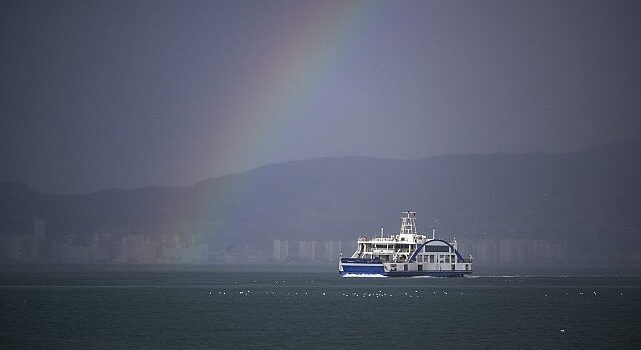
[1,0,640,194]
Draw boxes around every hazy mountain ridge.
[1,140,640,264]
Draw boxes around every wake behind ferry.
[339,211,472,277]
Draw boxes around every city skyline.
[1,215,568,267]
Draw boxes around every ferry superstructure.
[339,211,472,277]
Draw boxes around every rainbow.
[187,1,386,228]
[208,1,384,176]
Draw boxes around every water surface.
[1,267,640,349]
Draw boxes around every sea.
[1,265,640,349]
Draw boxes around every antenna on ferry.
[380,226,384,238]
[432,227,436,240]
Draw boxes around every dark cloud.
[1,0,640,193]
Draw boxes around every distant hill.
[1,139,640,265]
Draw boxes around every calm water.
[1,267,640,349]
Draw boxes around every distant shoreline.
[1,263,640,277]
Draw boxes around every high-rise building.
[272,239,289,262]
[33,216,46,261]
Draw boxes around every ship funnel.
[381,226,384,237]
[432,227,436,240]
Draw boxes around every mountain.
[1,139,640,265]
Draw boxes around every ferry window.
[445,255,450,263]
[403,264,408,271]
[465,264,469,271]
[429,255,435,263]
[451,254,456,262]
[418,264,423,272]
[424,245,450,252]
[451,264,455,271]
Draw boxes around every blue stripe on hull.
[340,264,385,275]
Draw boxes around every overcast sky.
[1,0,640,193]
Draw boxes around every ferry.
[339,211,472,277]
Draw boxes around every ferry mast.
[400,211,417,235]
